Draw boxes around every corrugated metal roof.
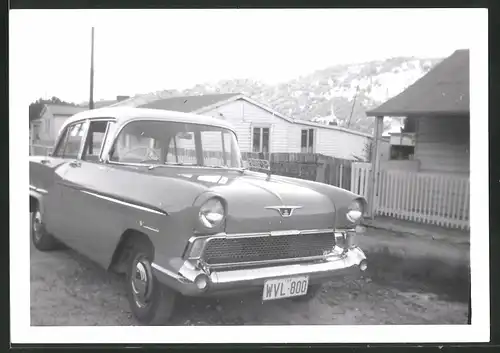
[139,93,241,112]
[366,49,469,117]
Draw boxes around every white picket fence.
[351,163,470,230]
[350,162,371,197]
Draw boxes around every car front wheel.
[125,240,177,325]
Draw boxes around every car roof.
[60,107,236,133]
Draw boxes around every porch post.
[29,121,34,156]
[367,115,384,218]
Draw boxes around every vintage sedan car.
[29,107,368,325]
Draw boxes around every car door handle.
[69,160,81,168]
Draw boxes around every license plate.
[262,275,309,301]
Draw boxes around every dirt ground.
[30,228,469,326]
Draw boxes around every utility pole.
[347,84,360,128]
[89,27,95,110]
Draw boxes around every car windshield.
[109,120,243,169]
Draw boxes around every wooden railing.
[351,163,470,230]
[241,152,353,189]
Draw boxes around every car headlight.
[199,197,225,229]
[346,199,363,224]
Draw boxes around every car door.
[35,125,79,238]
[58,119,123,266]
[52,120,90,249]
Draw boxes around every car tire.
[290,284,323,302]
[31,209,59,251]
[125,239,177,326]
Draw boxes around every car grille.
[202,232,336,265]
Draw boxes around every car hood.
[143,167,336,233]
[210,173,335,233]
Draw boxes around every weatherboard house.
[30,96,130,144]
[111,93,372,161]
[354,49,470,230]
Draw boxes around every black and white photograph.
[10,7,489,344]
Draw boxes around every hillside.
[111,56,444,134]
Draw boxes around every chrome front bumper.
[152,246,367,297]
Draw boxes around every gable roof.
[366,49,470,117]
[44,104,87,117]
[140,93,240,112]
[113,92,372,138]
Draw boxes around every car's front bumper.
[152,246,367,297]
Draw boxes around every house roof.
[139,93,241,112]
[112,91,372,138]
[44,104,87,117]
[80,100,119,109]
[61,107,236,135]
[366,49,470,117]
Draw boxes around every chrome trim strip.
[107,160,244,172]
[81,190,167,215]
[29,185,48,194]
[191,228,335,242]
[142,225,160,232]
[97,120,115,160]
[151,263,179,279]
[201,252,343,270]
[139,220,159,233]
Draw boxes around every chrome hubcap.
[33,211,43,241]
[131,258,152,308]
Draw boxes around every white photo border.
[10,8,489,344]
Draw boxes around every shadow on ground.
[365,249,470,303]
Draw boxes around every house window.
[252,127,270,153]
[301,128,315,153]
[390,145,415,160]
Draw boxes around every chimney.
[117,95,130,102]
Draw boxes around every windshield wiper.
[205,165,247,172]
[147,162,192,170]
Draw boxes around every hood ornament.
[265,205,302,218]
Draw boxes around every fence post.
[29,122,34,156]
[339,164,343,189]
[367,116,384,218]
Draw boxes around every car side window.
[53,122,85,159]
[81,120,111,162]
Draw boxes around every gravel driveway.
[30,234,468,326]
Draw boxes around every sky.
[11,9,480,104]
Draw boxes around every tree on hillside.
[29,96,77,122]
